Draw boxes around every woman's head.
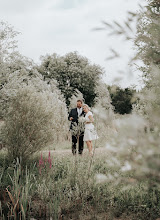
[83,104,90,113]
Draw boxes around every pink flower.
[39,153,44,167]
[38,153,44,174]
[48,151,52,168]
[38,151,52,174]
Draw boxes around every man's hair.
[77,100,83,104]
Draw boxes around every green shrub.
[1,84,67,163]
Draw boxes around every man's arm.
[68,109,73,121]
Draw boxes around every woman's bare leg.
[90,141,93,150]
[86,141,90,152]
[86,141,93,155]
[90,141,93,156]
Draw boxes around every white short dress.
[83,111,99,141]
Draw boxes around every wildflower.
[47,151,52,168]
[39,153,44,166]
[38,153,44,174]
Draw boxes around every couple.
[68,100,98,156]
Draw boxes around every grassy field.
[0,145,160,220]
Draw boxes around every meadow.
[0,0,160,219]
[0,123,160,220]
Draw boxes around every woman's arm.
[86,115,94,123]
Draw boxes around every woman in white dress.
[83,104,98,156]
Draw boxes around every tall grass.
[0,150,160,219]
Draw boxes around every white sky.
[0,0,143,89]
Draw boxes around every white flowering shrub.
[92,82,115,146]
[0,73,68,162]
[0,21,19,90]
[132,102,146,117]
[68,89,84,110]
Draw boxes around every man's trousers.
[72,134,84,155]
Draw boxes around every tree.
[0,72,69,162]
[134,0,160,125]
[0,21,19,90]
[104,0,160,194]
[108,85,136,114]
[0,21,69,158]
[38,51,103,107]
[0,21,46,90]
[135,0,160,85]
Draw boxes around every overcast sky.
[0,0,143,88]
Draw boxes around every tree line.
[0,22,135,116]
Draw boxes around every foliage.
[0,22,69,162]
[135,0,160,83]
[95,82,112,110]
[92,82,115,145]
[68,88,84,110]
[0,21,18,58]
[93,8,139,84]
[94,11,138,42]
[0,21,44,118]
[133,0,160,124]
[91,2,160,219]
[0,153,160,219]
[104,0,160,201]
[38,51,104,107]
[108,85,137,114]
[0,21,19,91]
[6,158,32,219]
[1,1,160,218]
[0,75,68,162]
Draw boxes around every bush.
[1,83,68,163]
[108,85,136,115]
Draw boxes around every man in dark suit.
[68,100,85,155]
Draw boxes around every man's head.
[77,100,83,108]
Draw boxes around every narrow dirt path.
[42,147,109,157]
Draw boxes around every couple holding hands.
[68,100,98,156]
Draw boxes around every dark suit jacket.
[68,108,85,130]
